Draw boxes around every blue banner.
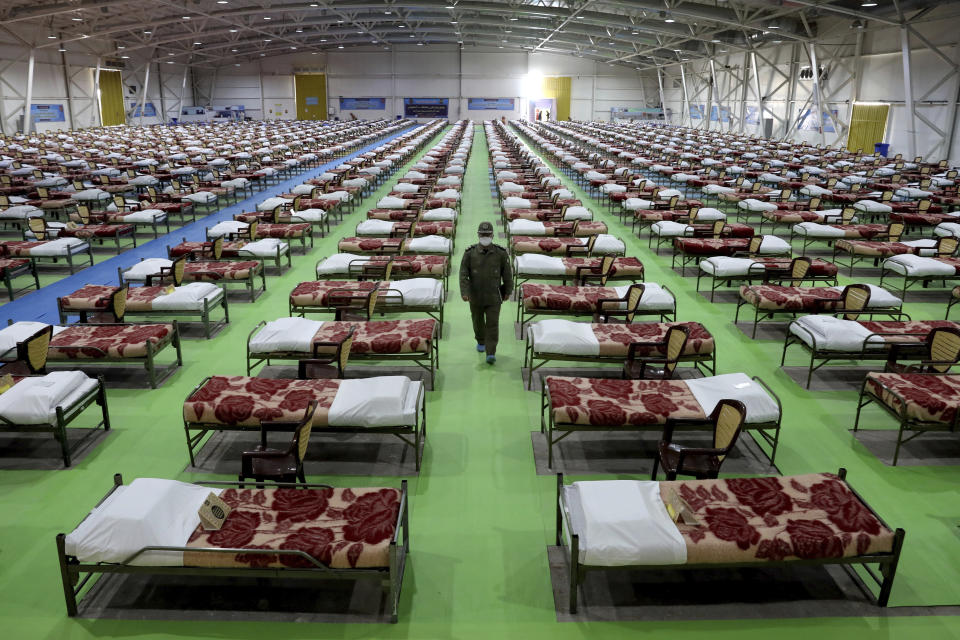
[30,104,65,122]
[404,98,448,118]
[745,106,759,125]
[468,98,515,111]
[340,97,386,110]
[689,104,703,119]
[129,102,157,117]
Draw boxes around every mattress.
[529,320,713,357]
[563,473,894,566]
[864,372,960,425]
[546,372,779,426]
[0,371,99,424]
[184,375,422,428]
[514,255,643,278]
[789,317,959,351]
[700,256,837,277]
[882,255,960,277]
[675,236,791,256]
[249,317,436,355]
[739,283,901,311]
[522,283,674,312]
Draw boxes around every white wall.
[653,7,960,164]
[195,45,651,124]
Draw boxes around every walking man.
[460,221,512,364]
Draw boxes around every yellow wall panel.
[847,103,889,153]
[98,70,125,127]
[540,76,571,121]
[294,74,327,121]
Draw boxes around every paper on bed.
[613,283,674,310]
[328,376,415,427]
[789,315,885,351]
[0,371,97,424]
[382,278,443,306]
[572,480,686,567]
[248,317,325,353]
[151,283,221,311]
[883,255,957,277]
[65,478,223,566]
[827,284,902,308]
[686,373,780,423]
[514,254,567,275]
[530,320,600,355]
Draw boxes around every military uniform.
[460,234,512,357]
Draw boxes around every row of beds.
[32,119,477,623]
[0,118,395,285]
[479,118,960,613]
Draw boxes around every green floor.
[1,125,959,639]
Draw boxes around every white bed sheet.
[382,278,443,306]
[0,371,98,424]
[328,376,421,427]
[530,319,599,356]
[65,478,223,566]
[788,315,884,351]
[150,283,222,311]
[612,283,674,311]
[248,317,325,353]
[406,235,451,254]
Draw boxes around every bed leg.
[555,473,564,546]
[56,534,79,616]
[893,422,906,466]
[56,406,72,467]
[569,534,580,615]
[145,340,157,389]
[878,528,906,606]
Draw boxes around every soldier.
[460,221,512,364]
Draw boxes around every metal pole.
[156,62,167,124]
[23,49,35,133]
[136,62,151,126]
[739,51,750,134]
[706,59,717,132]
[751,51,764,136]
[93,57,102,126]
[60,45,76,130]
[846,29,864,150]
[257,62,265,120]
[176,64,188,120]
[656,67,667,124]
[900,26,917,159]
[783,43,799,140]
[808,43,826,148]
[679,64,690,127]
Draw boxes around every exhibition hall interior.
[0,0,958,638]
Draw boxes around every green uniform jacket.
[459,243,512,305]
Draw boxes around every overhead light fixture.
[398,24,406,28]
[260,53,265,56]
[320,38,327,42]
[59,47,67,51]
[118,46,126,49]
[229,29,238,32]
[861,1,878,6]
[291,46,297,49]
[193,41,202,45]
[385,11,391,14]
[450,21,457,24]
[235,63,241,66]
[143,30,151,34]
[182,16,190,20]
[296,29,303,33]
[851,19,865,29]
[264,39,272,42]
[166,61,174,64]
[217,1,229,4]
[263,16,271,20]
[338,44,344,48]
[417,42,424,46]
[576,16,584,19]
[47,35,57,39]
[711,39,721,43]
[509,17,518,21]
[120,55,130,59]
[337,19,344,23]
[231,49,238,52]
[71,17,82,21]
[409,34,415,37]
[309,3,318,6]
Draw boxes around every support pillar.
[23,49,35,133]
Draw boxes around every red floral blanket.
[522,283,625,312]
[59,284,176,312]
[674,237,753,256]
[184,261,260,281]
[58,224,135,239]
[534,322,713,357]
[413,221,453,237]
[550,257,645,278]
[738,257,838,277]
[0,258,29,274]
[739,285,845,312]
[511,236,584,255]
[547,376,704,426]
[256,223,311,238]
[660,473,895,563]
[49,323,172,359]
[290,280,379,307]
[338,237,404,253]
[857,320,960,343]
[184,375,341,426]
[184,487,400,569]
[835,240,915,257]
[864,372,960,425]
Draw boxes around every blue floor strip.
[0,125,417,325]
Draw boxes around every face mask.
[478,236,493,246]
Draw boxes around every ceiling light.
[229,29,238,32]
[498,45,504,48]
[264,17,271,20]
[385,11,391,14]
[711,39,721,43]
[310,3,318,6]
[576,16,584,19]
[217,1,229,4]
[409,34,415,37]
[399,24,406,28]
[446,5,455,8]
[861,1,878,6]
[320,38,327,42]
[264,39,272,42]
[337,19,344,23]
[143,30,151,34]
[509,17,518,21]
[417,42,424,46]
[338,45,344,48]
[182,16,190,20]
[772,39,782,43]
[71,17,82,22]
[194,41,202,45]
[120,55,130,59]
[312,51,319,54]
[450,21,457,24]
[291,46,297,49]
[231,49,237,52]
[235,63,241,66]
[47,35,57,39]
[81,34,89,38]
[296,29,303,33]
[631,31,638,34]
[768,24,779,29]
[665,18,675,23]
[59,47,67,52]
[166,61,174,64]
[260,53,265,56]
[118,46,126,49]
